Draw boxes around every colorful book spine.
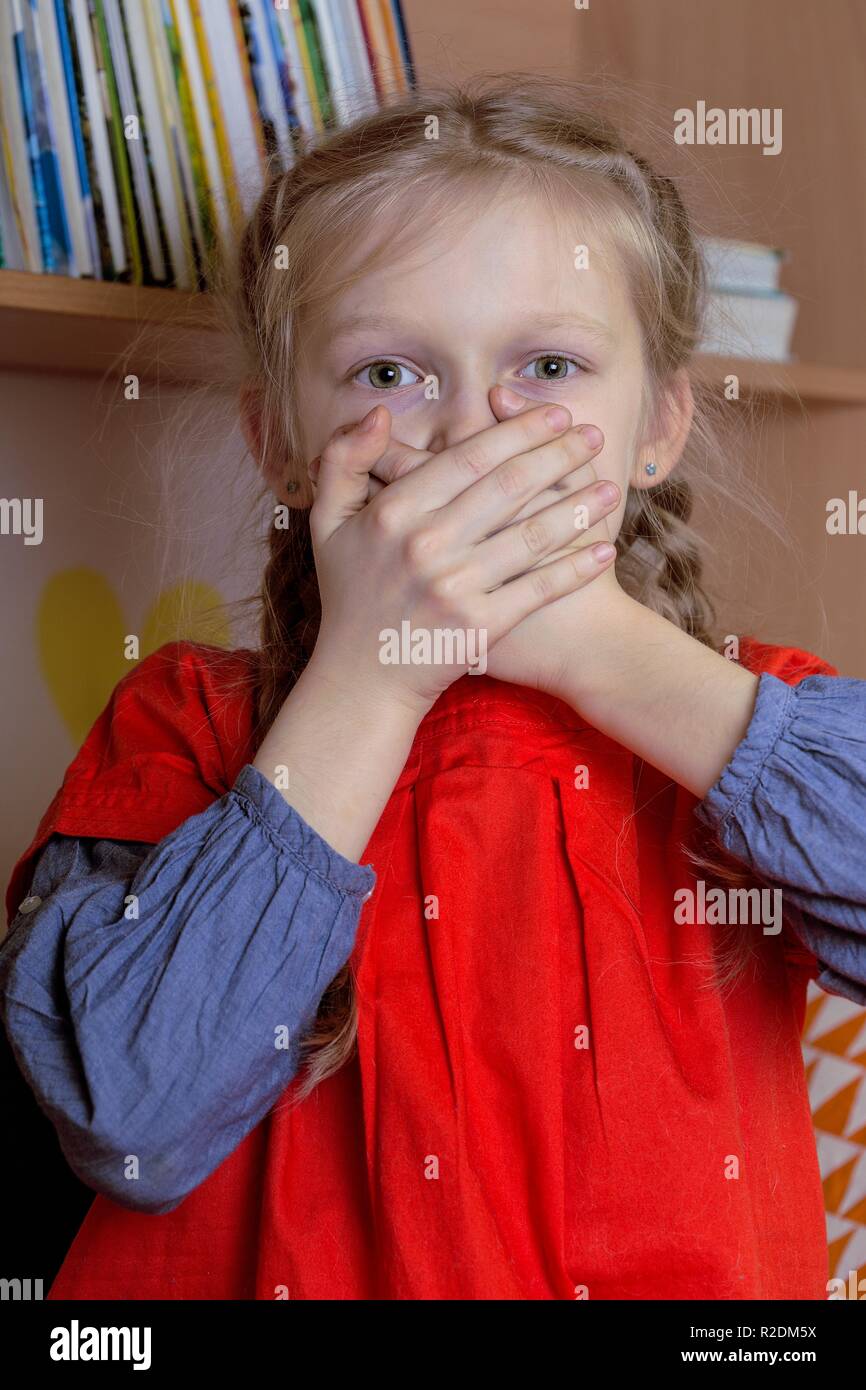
[0,0,417,287]
[227,0,267,168]
[390,1,415,85]
[187,0,239,228]
[379,1,407,93]
[12,0,73,273]
[53,0,101,275]
[0,1,41,268]
[153,0,214,268]
[90,0,142,281]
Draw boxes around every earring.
[645,461,657,476]
[285,479,299,494]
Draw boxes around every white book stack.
[697,236,799,361]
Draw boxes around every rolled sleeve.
[0,763,375,1213]
[696,672,866,1001]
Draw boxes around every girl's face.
[292,191,679,541]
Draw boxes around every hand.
[476,385,627,697]
[341,389,628,700]
[305,401,621,717]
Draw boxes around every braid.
[616,482,717,647]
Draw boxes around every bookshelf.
[3,270,866,403]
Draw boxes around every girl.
[3,76,866,1302]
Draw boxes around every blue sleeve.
[0,763,375,1215]
[695,672,866,1003]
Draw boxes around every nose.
[425,385,500,454]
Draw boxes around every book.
[309,0,351,125]
[698,289,799,362]
[378,0,407,94]
[122,0,193,287]
[258,0,301,161]
[37,0,94,275]
[390,0,415,85]
[700,236,785,295]
[12,0,73,273]
[53,0,102,276]
[169,0,232,251]
[272,2,317,142]
[150,0,214,271]
[195,0,263,219]
[337,0,377,114]
[69,0,125,276]
[0,120,27,268]
[103,0,169,281]
[0,0,41,269]
[0,0,417,288]
[89,0,142,281]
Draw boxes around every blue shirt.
[2,670,865,1217]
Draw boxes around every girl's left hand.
[354,386,627,699]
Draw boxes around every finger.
[368,438,434,484]
[440,422,605,545]
[476,480,620,587]
[385,403,576,513]
[489,540,618,633]
[489,384,607,494]
[310,405,391,540]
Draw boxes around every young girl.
[3,76,866,1302]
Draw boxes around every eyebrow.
[327,310,614,347]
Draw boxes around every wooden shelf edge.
[689,354,866,405]
[3,273,866,401]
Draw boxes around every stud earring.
[645,461,657,476]
[285,479,299,494]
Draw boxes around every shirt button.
[18,894,42,914]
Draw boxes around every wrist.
[301,647,434,728]
[549,580,645,711]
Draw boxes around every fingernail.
[596,482,619,504]
[545,406,572,430]
[356,406,380,433]
[499,387,525,409]
[579,425,603,450]
[592,542,616,563]
[307,456,321,481]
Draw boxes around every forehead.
[310,188,638,349]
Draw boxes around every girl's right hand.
[306,402,620,717]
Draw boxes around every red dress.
[6,637,835,1300]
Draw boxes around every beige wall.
[0,372,262,909]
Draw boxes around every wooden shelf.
[689,354,866,406]
[3,271,866,403]
[0,270,219,383]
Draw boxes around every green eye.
[355,361,420,390]
[525,355,578,381]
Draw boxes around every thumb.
[310,406,392,538]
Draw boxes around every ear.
[240,382,312,508]
[631,368,694,490]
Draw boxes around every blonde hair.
[221,74,778,1100]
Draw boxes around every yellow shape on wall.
[37,569,230,746]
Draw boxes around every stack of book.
[697,236,799,361]
[0,0,414,289]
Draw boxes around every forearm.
[557,590,760,798]
[252,653,425,860]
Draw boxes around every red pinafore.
[6,637,834,1299]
